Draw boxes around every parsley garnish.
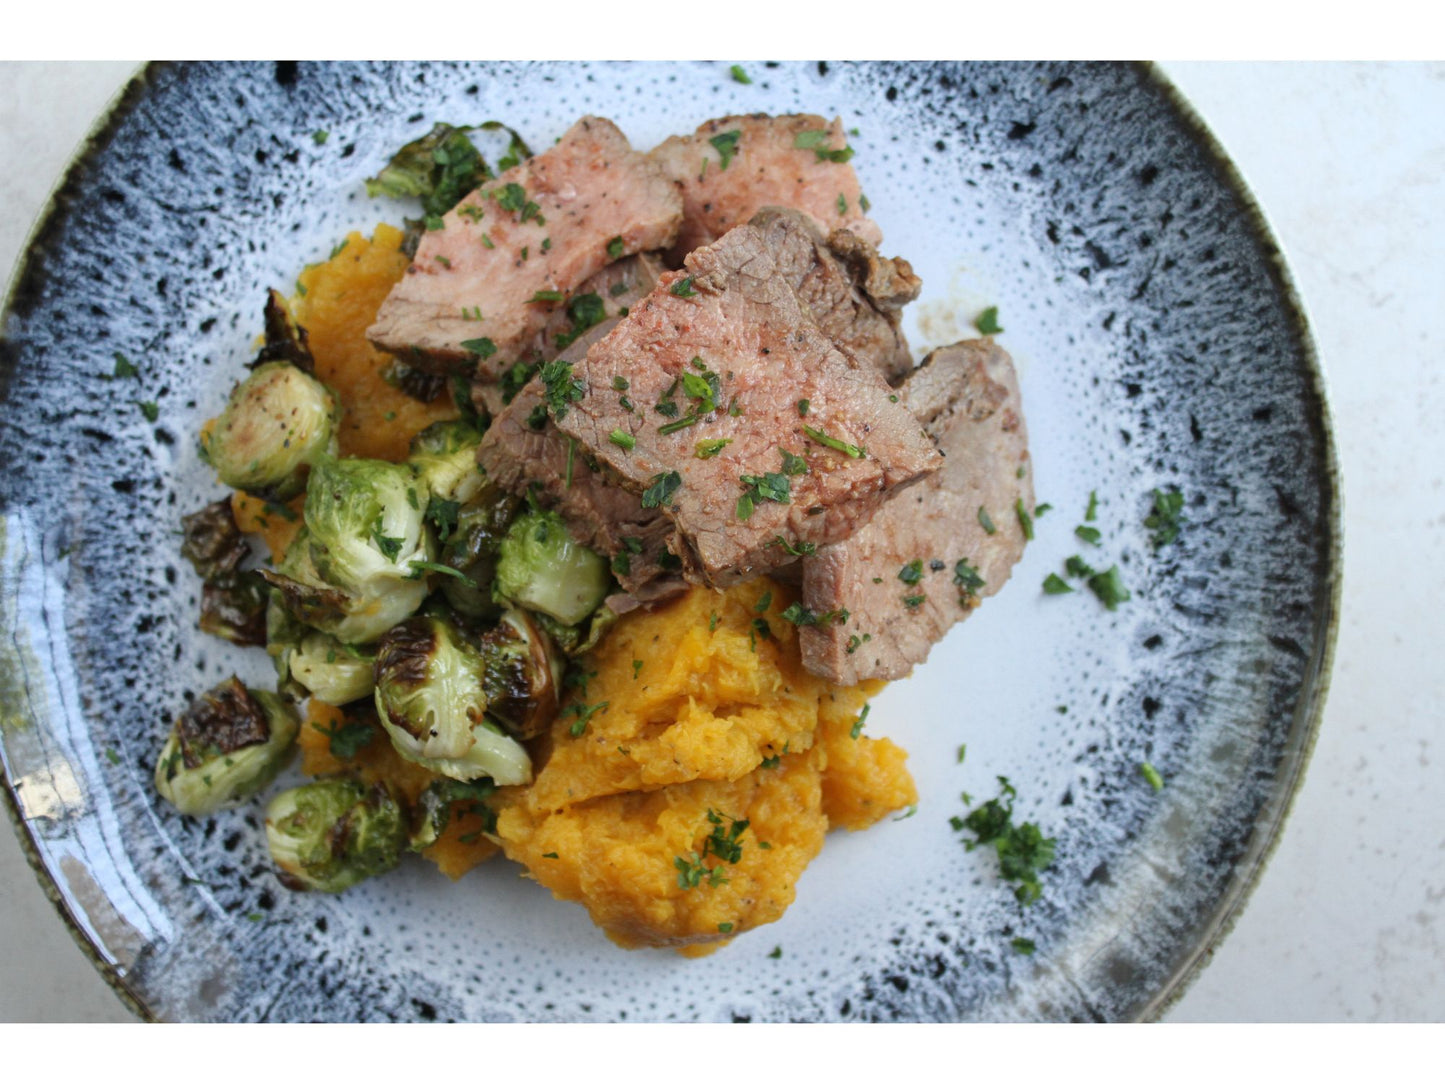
[538,358,585,421]
[311,719,375,759]
[1145,487,1185,547]
[1064,555,1095,579]
[137,401,159,422]
[670,276,698,299]
[704,808,749,864]
[609,429,635,451]
[1085,490,1099,521]
[106,352,139,380]
[955,776,1056,905]
[898,558,924,585]
[779,449,809,476]
[976,306,1003,335]
[736,471,791,521]
[563,699,610,738]
[780,602,847,627]
[1086,565,1131,611]
[1042,573,1074,595]
[836,192,848,215]
[695,437,732,459]
[954,558,985,603]
[529,289,565,303]
[1139,762,1164,792]
[850,704,870,740]
[460,337,497,360]
[978,507,997,535]
[709,130,742,170]
[1012,937,1037,956]
[902,593,926,609]
[802,425,865,458]
[1016,498,1035,540]
[426,497,460,542]
[1074,525,1102,545]
[407,561,478,588]
[371,530,404,561]
[796,399,810,416]
[641,471,682,509]
[766,535,816,557]
[730,64,751,84]
[312,130,329,145]
[607,236,625,259]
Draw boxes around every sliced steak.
[368,117,682,376]
[750,207,919,384]
[552,222,942,588]
[470,253,665,420]
[799,339,1032,685]
[476,257,689,598]
[651,114,880,266]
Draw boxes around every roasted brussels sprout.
[373,614,533,785]
[434,487,521,620]
[303,455,432,593]
[288,632,376,706]
[180,498,250,581]
[408,420,485,506]
[201,362,339,500]
[408,778,498,852]
[180,498,269,645]
[253,289,315,373]
[477,608,564,740]
[265,780,406,893]
[154,678,299,816]
[494,509,609,626]
[531,605,619,659]
[364,122,491,218]
[260,526,428,646]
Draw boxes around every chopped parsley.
[1139,761,1164,792]
[754,590,772,613]
[954,558,985,603]
[780,602,848,627]
[607,236,625,259]
[641,471,682,509]
[136,400,160,422]
[310,718,375,759]
[608,429,635,451]
[529,289,565,303]
[975,306,1003,335]
[371,531,404,561]
[766,535,816,557]
[106,352,140,380]
[796,399,810,416]
[850,704,870,740]
[769,946,782,959]
[751,616,773,641]
[779,449,809,476]
[695,437,732,459]
[736,471,791,521]
[803,425,864,458]
[1085,490,1099,521]
[978,507,997,535]
[538,357,586,421]
[563,699,610,737]
[408,560,478,588]
[312,130,329,145]
[793,129,830,150]
[1086,565,1131,611]
[718,922,735,934]
[1074,525,1102,545]
[1064,555,1095,579]
[426,497,460,542]
[729,64,751,84]
[611,375,630,391]
[1011,937,1037,956]
[1042,573,1075,595]
[902,593,926,609]
[836,192,848,215]
[898,558,924,585]
[670,276,698,299]
[553,292,608,349]
[954,776,1056,905]
[1145,487,1185,547]
[460,336,497,360]
[708,130,742,170]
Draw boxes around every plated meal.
[163,109,1046,953]
[0,61,1336,1021]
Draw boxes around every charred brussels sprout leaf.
[252,289,315,374]
[180,498,250,581]
[265,780,406,893]
[201,362,340,501]
[365,123,492,219]
[154,678,299,817]
[495,509,609,626]
[199,572,269,647]
[477,608,565,739]
[381,359,449,403]
[373,615,533,784]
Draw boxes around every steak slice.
[476,256,690,599]
[471,253,665,420]
[368,117,682,376]
[799,339,1032,685]
[552,222,942,588]
[651,114,881,266]
[750,207,920,384]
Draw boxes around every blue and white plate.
[0,61,1339,1022]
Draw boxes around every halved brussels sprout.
[408,420,485,506]
[373,614,533,785]
[434,487,521,620]
[304,455,432,592]
[260,526,428,646]
[265,779,406,893]
[154,678,299,816]
[494,509,609,626]
[478,608,564,740]
[288,632,376,706]
[202,362,339,500]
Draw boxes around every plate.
[0,61,1339,1022]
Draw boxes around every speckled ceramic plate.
[0,62,1338,1022]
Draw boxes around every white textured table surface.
[1,61,1441,1024]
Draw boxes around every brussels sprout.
[154,678,299,817]
[265,779,406,893]
[408,420,485,506]
[494,509,609,626]
[477,608,564,740]
[254,289,315,373]
[180,498,250,581]
[434,487,521,619]
[532,604,619,659]
[304,455,432,593]
[201,362,339,500]
[373,615,533,785]
[260,527,429,646]
[408,778,498,852]
[288,632,376,706]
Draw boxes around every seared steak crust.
[369,117,682,375]
[799,339,1032,684]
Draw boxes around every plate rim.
[0,60,1342,1024]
